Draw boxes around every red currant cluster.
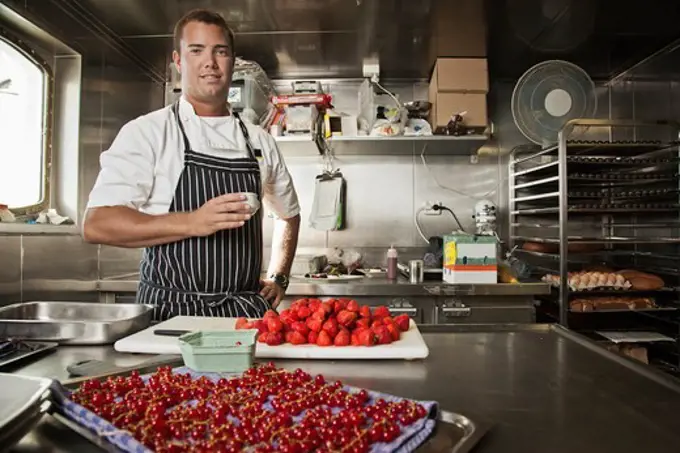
[69,363,429,453]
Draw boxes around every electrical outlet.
[423,200,442,216]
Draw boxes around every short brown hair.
[173,9,235,55]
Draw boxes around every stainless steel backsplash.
[2,1,680,303]
[4,78,679,304]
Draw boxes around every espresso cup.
[243,192,261,214]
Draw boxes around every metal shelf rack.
[509,119,680,376]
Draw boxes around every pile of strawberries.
[235,298,411,347]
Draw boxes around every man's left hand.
[260,279,284,309]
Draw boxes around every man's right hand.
[187,193,253,237]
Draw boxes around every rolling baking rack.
[509,119,680,376]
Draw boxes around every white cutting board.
[114,316,429,360]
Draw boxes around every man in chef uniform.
[83,9,300,321]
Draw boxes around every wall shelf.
[274,134,490,157]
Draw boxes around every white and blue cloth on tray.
[50,366,439,453]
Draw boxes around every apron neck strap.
[233,111,258,160]
[172,101,192,152]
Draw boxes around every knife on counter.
[153,329,192,337]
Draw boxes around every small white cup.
[243,192,261,214]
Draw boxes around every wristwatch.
[269,273,290,290]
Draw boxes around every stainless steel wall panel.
[21,290,99,303]
[672,81,680,122]
[327,155,416,247]
[488,82,529,154]
[414,154,499,240]
[630,81,675,141]
[0,236,22,303]
[21,236,98,283]
[608,82,635,141]
[98,246,142,280]
[262,156,329,249]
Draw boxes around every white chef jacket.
[86,96,300,219]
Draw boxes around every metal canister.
[409,260,424,284]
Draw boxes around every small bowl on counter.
[178,330,258,373]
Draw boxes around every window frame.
[0,27,54,215]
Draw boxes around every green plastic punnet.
[178,330,258,373]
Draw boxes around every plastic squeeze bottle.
[387,245,399,280]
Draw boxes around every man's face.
[173,21,233,104]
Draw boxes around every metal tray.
[0,340,58,370]
[0,302,154,345]
[51,409,487,453]
[0,374,53,451]
[56,365,489,453]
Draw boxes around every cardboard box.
[429,92,488,128]
[428,0,487,60]
[428,58,489,128]
[430,58,489,93]
[443,234,498,284]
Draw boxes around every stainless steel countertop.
[9,325,680,453]
[97,278,550,297]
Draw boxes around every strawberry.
[356,318,371,330]
[308,300,321,313]
[288,331,307,345]
[263,310,278,321]
[334,299,348,314]
[296,306,312,319]
[235,317,249,330]
[322,318,339,338]
[311,310,327,322]
[382,316,394,325]
[308,330,319,344]
[320,302,334,316]
[279,309,298,326]
[317,331,332,347]
[266,317,284,333]
[351,333,361,346]
[371,320,384,330]
[373,306,391,319]
[336,310,358,328]
[266,332,284,346]
[291,321,309,336]
[385,323,401,341]
[358,329,376,346]
[373,326,392,345]
[258,333,269,343]
[347,300,360,312]
[251,320,268,335]
[284,331,296,343]
[334,329,351,346]
[359,305,372,318]
[306,318,323,333]
[394,314,410,332]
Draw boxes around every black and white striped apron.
[136,101,270,322]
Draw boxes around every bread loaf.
[521,242,557,254]
[607,344,649,364]
[617,270,664,290]
[569,296,656,312]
